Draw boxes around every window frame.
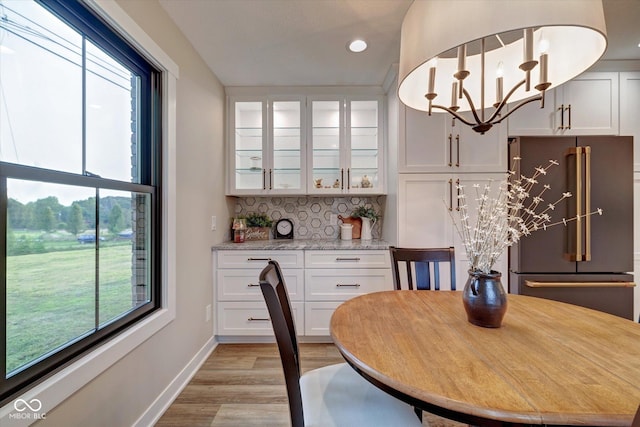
[0,0,178,416]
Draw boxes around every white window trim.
[0,1,178,423]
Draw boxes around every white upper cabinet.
[619,72,640,171]
[307,96,384,194]
[508,72,619,136]
[228,96,306,195]
[399,106,507,173]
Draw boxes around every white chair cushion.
[300,363,424,427]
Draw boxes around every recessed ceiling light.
[348,39,367,53]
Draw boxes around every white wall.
[33,1,233,425]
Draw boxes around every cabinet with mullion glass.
[308,97,384,194]
[228,97,305,195]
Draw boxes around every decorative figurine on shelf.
[315,178,323,188]
[361,175,372,188]
[333,179,340,188]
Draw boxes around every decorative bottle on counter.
[232,218,246,243]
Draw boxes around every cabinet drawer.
[217,250,304,269]
[304,250,390,268]
[217,269,303,301]
[216,301,304,336]
[305,301,342,336]
[305,269,392,301]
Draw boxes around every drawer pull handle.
[247,283,260,287]
[247,257,272,261]
[336,257,360,261]
[337,283,360,287]
[248,317,270,321]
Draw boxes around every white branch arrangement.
[448,156,603,274]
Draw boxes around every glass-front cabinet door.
[309,99,343,193]
[271,99,304,192]
[349,99,382,192]
[308,96,383,194]
[230,100,265,193]
[228,96,305,195]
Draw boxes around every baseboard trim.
[134,337,217,427]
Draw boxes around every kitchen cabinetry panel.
[305,269,391,301]
[217,301,304,336]
[217,250,304,269]
[620,72,640,171]
[228,96,306,195]
[398,174,454,248]
[399,106,507,173]
[304,302,341,336]
[398,173,507,287]
[217,269,303,301]
[214,248,391,340]
[304,250,389,268]
[507,72,619,136]
[307,96,384,194]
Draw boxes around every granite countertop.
[212,239,391,251]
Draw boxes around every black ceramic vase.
[462,270,507,328]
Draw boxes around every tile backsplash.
[233,196,386,240]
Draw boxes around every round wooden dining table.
[330,291,640,426]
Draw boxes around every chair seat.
[300,363,423,427]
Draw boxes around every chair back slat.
[259,260,305,427]
[390,246,456,291]
[414,262,431,290]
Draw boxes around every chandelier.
[398,0,607,134]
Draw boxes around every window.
[0,0,162,404]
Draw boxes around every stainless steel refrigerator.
[508,136,635,319]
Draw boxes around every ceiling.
[158,0,640,88]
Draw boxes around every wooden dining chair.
[259,260,422,427]
[390,246,456,291]
[633,403,640,427]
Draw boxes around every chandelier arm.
[492,94,544,125]
[430,104,477,127]
[483,79,528,124]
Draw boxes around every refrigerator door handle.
[525,280,635,288]
[584,146,591,261]
[564,146,591,262]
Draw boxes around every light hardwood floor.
[155,343,464,427]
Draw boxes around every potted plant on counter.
[244,213,273,241]
[351,205,381,241]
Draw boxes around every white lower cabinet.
[217,301,305,336]
[214,248,392,339]
[215,250,304,336]
[304,264,392,336]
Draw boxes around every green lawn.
[6,243,135,373]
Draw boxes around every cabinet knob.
[336,283,361,287]
[336,257,360,261]
[248,317,269,322]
